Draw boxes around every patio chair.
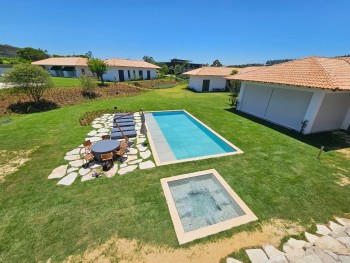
[115,142,128,162]
[102,135,111,140]
[101,152,114,171]
[83,140,92,153]
[82,152,94,168]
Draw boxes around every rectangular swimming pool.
[161,169,257,244]
[145,110,242,165]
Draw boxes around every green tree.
[226,70,241,107]
[16,47,49,62]
[4,64,53,103]
[143,55,156,64]
[87,58,108,85]
[174,64,183,76]
[160,64,169,75]
[211,59,223,67]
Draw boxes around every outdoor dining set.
[82,112,142,171]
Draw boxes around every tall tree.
[143,55,156,64]
[211,59,223,67]
[4,64,53,103]
[87,58,108,85]
[16,47,49,61]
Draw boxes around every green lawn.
[50,76,84,87]
[0,85,349,262]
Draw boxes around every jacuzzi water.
[168,173,245,232]
[152,111,236,160]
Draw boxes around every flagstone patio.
[48,112,155,186]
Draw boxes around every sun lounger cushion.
[111,126,135,133]
[110,130,137,139]
[113,121,134,127]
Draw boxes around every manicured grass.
[0,85,349,262]
[51,76,82,87]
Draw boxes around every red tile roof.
[105,58,160,69]
[184,66,263,76]
[226,57,350,91]
[32,57,88,66]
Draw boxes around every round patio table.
[91,140,120,163]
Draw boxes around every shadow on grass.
[226,108,350,152]
[8,100,60,114]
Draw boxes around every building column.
[303,89,326,134]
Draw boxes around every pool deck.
[145,110,243,166]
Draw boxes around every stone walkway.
[48,112,155,186]
[227,217,350,263]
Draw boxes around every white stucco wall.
[104,67,157,82]
[43,65,92,78]
[188,76,227,92]
[238,81,350,134]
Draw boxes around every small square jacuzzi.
[161,169,257,244]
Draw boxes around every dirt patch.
[335,173,350,186]
[0,149,34,183]
[336,148,350,160]
[65,219,304,263]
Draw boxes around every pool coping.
[160,169,258,245]
[145,109,243,166]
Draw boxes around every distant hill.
[0,44,19,58]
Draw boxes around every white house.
[226,56,350,134]
[104,58,160,82]
[184,66,262,92]
[32,57,91,78]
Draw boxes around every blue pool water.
[152,111,236,160]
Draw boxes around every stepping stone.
[137,138,146,144]
[78,167,90,176]
[48,165,68,179]
[87,130,97,136]
[265,255,288,263]
[64,155,81,161]
[136,144,148,152]
[337,237,350,249]
[118,165,137,175]
[226,258,243,263]
[330,225,350,238]
[296,253,323,263]
[246,249,268,263]
[92,124,103,129]
[307,247,338,263]
[81,172,96,182]
[329,221,343,231]
[120,163,127,168]
[86,137,101,142]
[316,224,331,235]
[336,217,350,226]
[69,159,84,167]
[97,128,109,133]
[262,244,284,258]
[305,232,319,245]
[315,235,350,255]
[139,160,155,170]
[129,159,142,165]
[285,248,306,263]
[105,165,118,178]
[339,255,350,263]
[89,163,101,169]
[128,148,138,154]
[57,172,78,186]
[67,167,78,173]
[125,155,138,162]
[283,238,307,253]
[140,150,151,159]
[96,133,108,137]
[66,148,81,155]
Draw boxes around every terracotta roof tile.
[32,57,88,66]
[225,57,350,90]
[105,58,160,69]
[184,66,261,76]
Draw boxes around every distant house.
[32,57,91,78]
[184,66,262,92]
[32,57,160,81]
[160,58,204,74]
[226,56,350,134]
[104,58,160,82]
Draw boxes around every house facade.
[184,66,262,92]
[160,58,204,74]
[104,58,160,82]
[32,57,91,78]
[226,57,350,134]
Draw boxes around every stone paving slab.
[118,165,137,175]
[66,148,81,155]
[57,172,78,186]
[330,221,343,231]
[48,165,68,179]
[64,155,81,161]
[263,244,285,258]
[316,224,331,235]
[139,160,155,170]
[305,232,319,245]
[246,249,268,263]
[140,150,151,159]
[336,218,350,226]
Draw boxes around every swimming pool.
[145,110,242,165]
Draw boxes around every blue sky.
[1,0,350,65]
